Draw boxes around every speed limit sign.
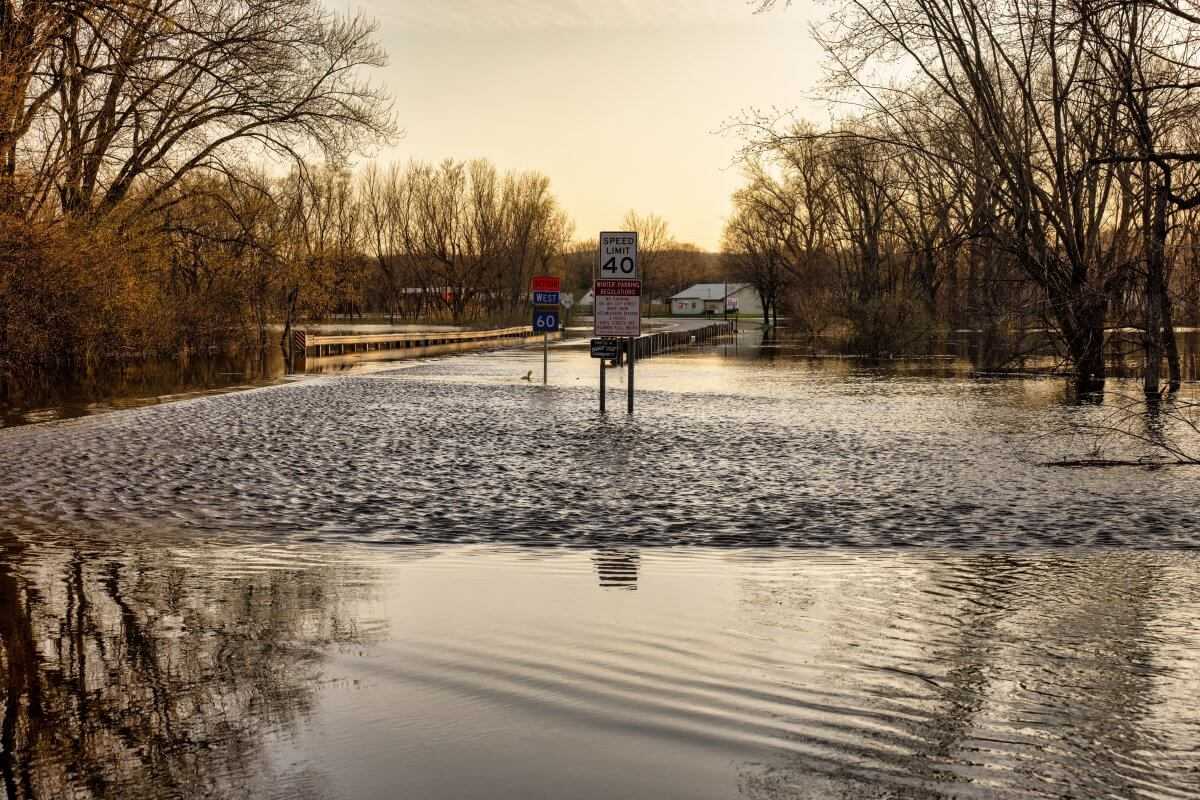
[599,232,638,280]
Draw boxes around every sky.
[349,0,826,251]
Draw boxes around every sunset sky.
[353,0,825,251]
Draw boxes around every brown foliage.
[0,214,171,370]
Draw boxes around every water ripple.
[3,358,1200,549]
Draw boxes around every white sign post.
[594,232,641,414]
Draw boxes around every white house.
[670,283,762,317]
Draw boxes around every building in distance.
[670,283,760,316]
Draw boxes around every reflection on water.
[754,326,1200,385]
[0,532,378,799]
[2,541,1198,799]
[0,350,289,429]
[592,549,640,590]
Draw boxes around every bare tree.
[757,0,1142,389]
[723,166,795,327]
[3,0,393,221]
[356,159,572,325]
[0,0,67,213]
[1079,1,1200,394]
[359,164,407,320]
[621,210,671,313]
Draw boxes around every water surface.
[3,333,1199,547]
[1,539,1197,799]
[2,329,1199,798]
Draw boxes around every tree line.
[730,0,1200,394]
[0,0,384,373]
[0,1,608,380]
[0,0,728,385]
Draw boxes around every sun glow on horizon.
[352,0,824,250]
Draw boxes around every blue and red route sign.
[531,275,561,332]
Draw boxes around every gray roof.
[671,283,751,301]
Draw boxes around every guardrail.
[294,325,536,359]
[609,320,737,364]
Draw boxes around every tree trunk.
[947,250,961,328]
[1072,301,1107,392]
[1143,182,1167,397]
[280,287,298,371]
[1162,285,1182,393]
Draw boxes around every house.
[670,283,762,316]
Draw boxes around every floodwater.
[0,350,290,429]
[0,322,468,429]
[2,326,1200,798]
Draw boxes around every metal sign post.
[590,338,621,413]
[531,275,561,385]
[627,337,635,414]
[594,232,640,414]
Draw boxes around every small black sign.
[590,338,623,359]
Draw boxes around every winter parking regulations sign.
[593,279,641,337]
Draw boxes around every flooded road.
[2,328,1200,798]
[4,332,1200,548]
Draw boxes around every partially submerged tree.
[751,0,1200,391]
[0,0,395,374]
